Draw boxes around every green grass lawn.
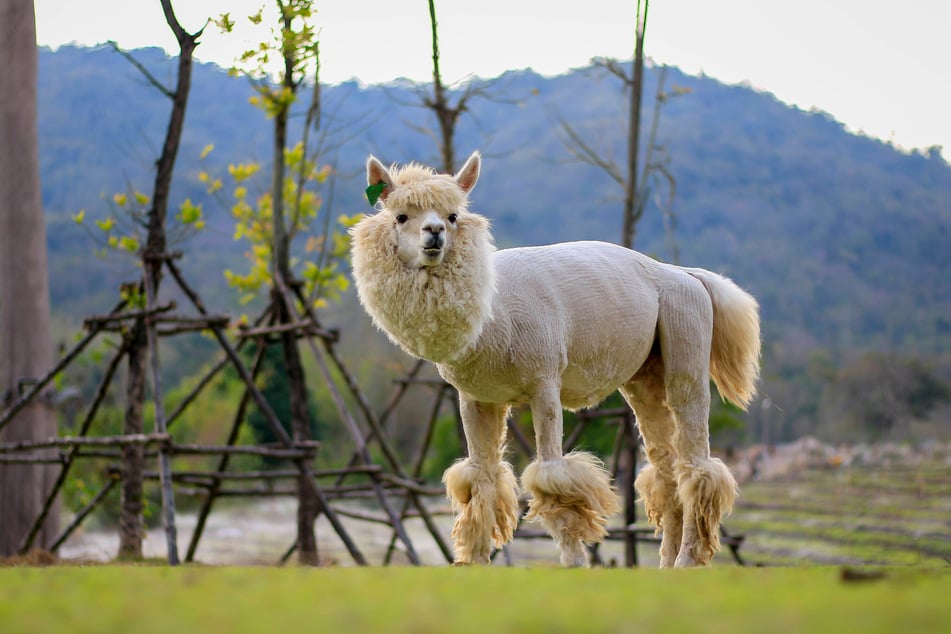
[2,565,949,633]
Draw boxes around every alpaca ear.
[454,151,481,193]
[366,155,393,202]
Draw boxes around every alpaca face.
[365,152,482,269]
[393,207,458,268]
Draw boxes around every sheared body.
[442,242,661,410]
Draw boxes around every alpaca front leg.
[522,386,620,567]
[442,399,519,565]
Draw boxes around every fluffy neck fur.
[350,210,496,364]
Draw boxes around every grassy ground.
[3,447,949,632]
[1,565,950,634]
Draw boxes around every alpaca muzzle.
[422,230,445,253]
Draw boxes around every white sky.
[34,0,951,159]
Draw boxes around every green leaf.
[215,13,235,33]
[178,199,203,224]
[365,181,387,206]
[119,236,140,252]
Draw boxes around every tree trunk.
[622,0,649,249]
[118,317,147,559]
[0,0,60,555]
[278,293,319,566]
[113,2,198,561]
[271,27,319,563]
[428,0,457,173]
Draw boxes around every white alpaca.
[350,152,760,568]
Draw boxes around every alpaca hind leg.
[522,384,620,567]
[673,456,736,567]
[657,285,738,567]
[621,365,683,568]
[442,399,519,564]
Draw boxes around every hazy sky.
[34,0,950,159]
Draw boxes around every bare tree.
[422,0,468,172]
[411,0,503,173]
[0,0,59,555]
[111,0,203,560]
[553,1,684,567]
[263,0,321,566]
[556,0,680,251]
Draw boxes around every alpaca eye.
[447,214,458,224]
[395,214,409,224]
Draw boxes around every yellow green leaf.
[215,13,235,33]
[178,199,203,224]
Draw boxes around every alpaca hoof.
[673,552,701,568]
[452,561,472,567]
[564,556,588,568]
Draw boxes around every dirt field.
[55,438,951,567]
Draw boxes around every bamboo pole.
[185,316,271,562]
[48,472,121,552]
[0,433,171,452]
[168,443,317,459]
[384,383,450,563]
[165,257,368,566]
[0,299,125,434]
[0,455,63,464]
[144,260,179,565]
[81,302,175,328]
[16,339,129,553]
[166,308,271,430]
[289,284,454,563]
[275,275,421,565]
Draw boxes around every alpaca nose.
[422,222,445,250]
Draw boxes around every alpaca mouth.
[420,244,444,266]
[422,235,445,252]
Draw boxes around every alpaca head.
[350,152,497,364]
[364,151,481,269]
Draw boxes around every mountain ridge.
[37,45,951,366]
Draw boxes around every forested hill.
[38,45,951,367]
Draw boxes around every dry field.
[54,438,951,569]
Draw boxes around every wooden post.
[166,258,368,566]
[184,324,270,562]
[622,411,639,567]
[144,261,179,565]
[18,339,128,554]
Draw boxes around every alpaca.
[350,151,760,568]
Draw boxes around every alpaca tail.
[685,268,761,410]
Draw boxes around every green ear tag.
[365,181,387,206]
